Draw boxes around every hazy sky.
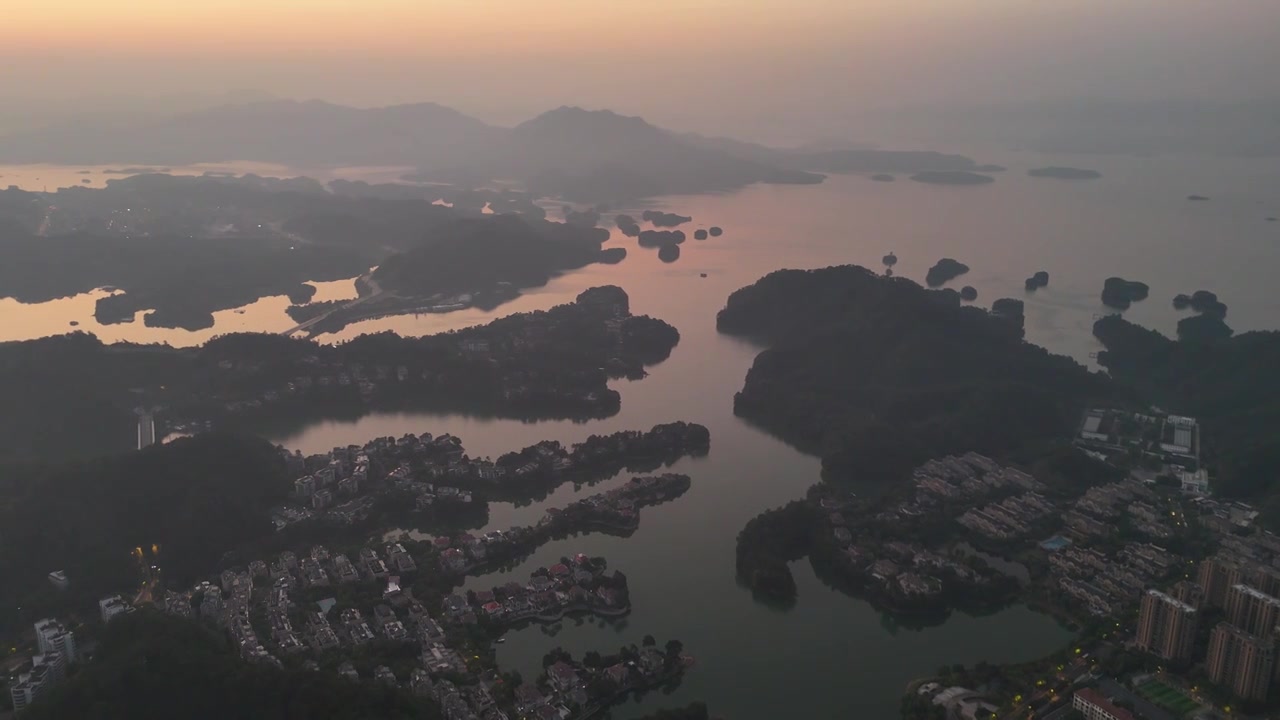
[5,0,1279,142]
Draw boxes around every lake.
[8,152,1280,717]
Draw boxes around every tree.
[643,634,657,647]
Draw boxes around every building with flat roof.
[1198,554,1247,608]
[1225,583,1280,639]
[1207,622,1275,702]
[1136,589,1198,661]
[1073,687,1136,720]
[34,618,76,663]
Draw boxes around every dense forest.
[0,232,372,329]
[372,213,613,297]
[0,289,678,464]
[23,611,439,720]
[717,266,1118,489]
[1093,315,1280,526]
[0,433,289,637]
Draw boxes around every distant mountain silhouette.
[0,99,500,166]
[0,100,974,200]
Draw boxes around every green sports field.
[1136,679,1200,716]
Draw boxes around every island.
[5,421,701,719]
[1025,271,1050,291]
[615,213,642,237]
[1187,195,1211,201]
[638,229,686,248]
[0,174,627,331]
[0,286,681,464]
[658,245,681,263]
[871,174,896,182]
[693,229,708,240]
[1028,167,1102,180]
[641,210,692,227]
[909,171,995,186]
[1187,289,1228,318]
[925,258,970,287]
[716,266,1114,488]
[1100,277,1150,310]
[708,227,723,237]
[959,286,978,301]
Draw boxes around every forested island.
[0,174,629,330]
[1028,167,1102,180]
[925,258,970,287]
[716,266,1116,487]
[909,171,995,186]
[0,287,679,464]
[642,210,692,227]
[1100,277,1150,309]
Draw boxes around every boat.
[496,637,506,644]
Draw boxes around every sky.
[4,0,1280,142]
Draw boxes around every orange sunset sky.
[3,1,1278,141]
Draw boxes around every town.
[7,422,703,719]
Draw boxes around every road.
[281,272,383,337]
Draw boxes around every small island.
[909,171,995,186]
[708,226,723,237]
[1025,271,1050,291]
[883,252,898,268]
[638,230,686,248]
[871,174,896,182]
[598,247,627,264]
[642,210,692,227]
[693,229,708,240]
[1100,277,1150,309]
[1028,167,1102,180]
[1187,195,1211,201]
[658,244,681,263]
[615,214,642,237]
[959,286,978,301]
[925,258,970,287]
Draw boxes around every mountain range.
[0,100,980,201]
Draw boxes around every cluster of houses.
[957,491,1057,541]
[435,475,692,576]
[441,556,629,628]
[1050,542,1181,617]
[158,543,420,666]
[818,492,990,601]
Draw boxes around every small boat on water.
[496,637,506,644]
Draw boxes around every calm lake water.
[8,153,1280,717]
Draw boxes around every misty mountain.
[0,99,501,166]
[0,100,986,201]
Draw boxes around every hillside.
[0,433,289,637]
[0,99,500,166]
